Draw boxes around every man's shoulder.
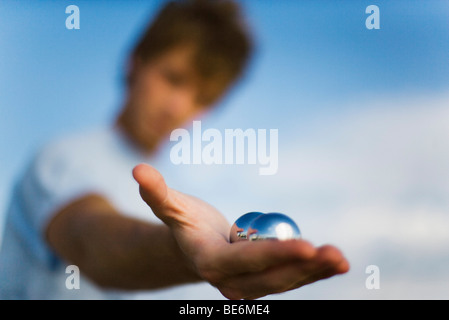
[39,127,110,158]
[30,127,112,176]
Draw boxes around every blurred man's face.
[119,45,213,152]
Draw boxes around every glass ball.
[247,212,301,241]
[229,211,264,243]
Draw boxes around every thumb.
[132,163,169,214]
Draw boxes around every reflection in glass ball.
[247,213,301,241]
[229,212,264,243]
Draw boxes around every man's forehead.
[136,43,231,105]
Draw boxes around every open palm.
[133,163,349,300]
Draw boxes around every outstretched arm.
[46,193,202,290]
[46,163,349,299]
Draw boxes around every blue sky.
[1,0,449,299]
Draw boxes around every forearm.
[46,194,203,290]
[80,213,202,289]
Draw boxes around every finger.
[132,163,169,212]
[335,256,350,274]
[286,249,350,291]
[297,258,350,288]
[216,239,317,275]
[219,259,329,300]
[217,245,349,300]
[315,244,349,271]
[286,244,349,286]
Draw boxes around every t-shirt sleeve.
[13,139,102,268]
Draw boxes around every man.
[0,0,349,300]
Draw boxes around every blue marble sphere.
[247,212,301,241]
[229,211,264,242]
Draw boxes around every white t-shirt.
[0,126,220,299]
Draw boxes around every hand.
[133,163,349,300]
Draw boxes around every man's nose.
[164,89,195,116]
